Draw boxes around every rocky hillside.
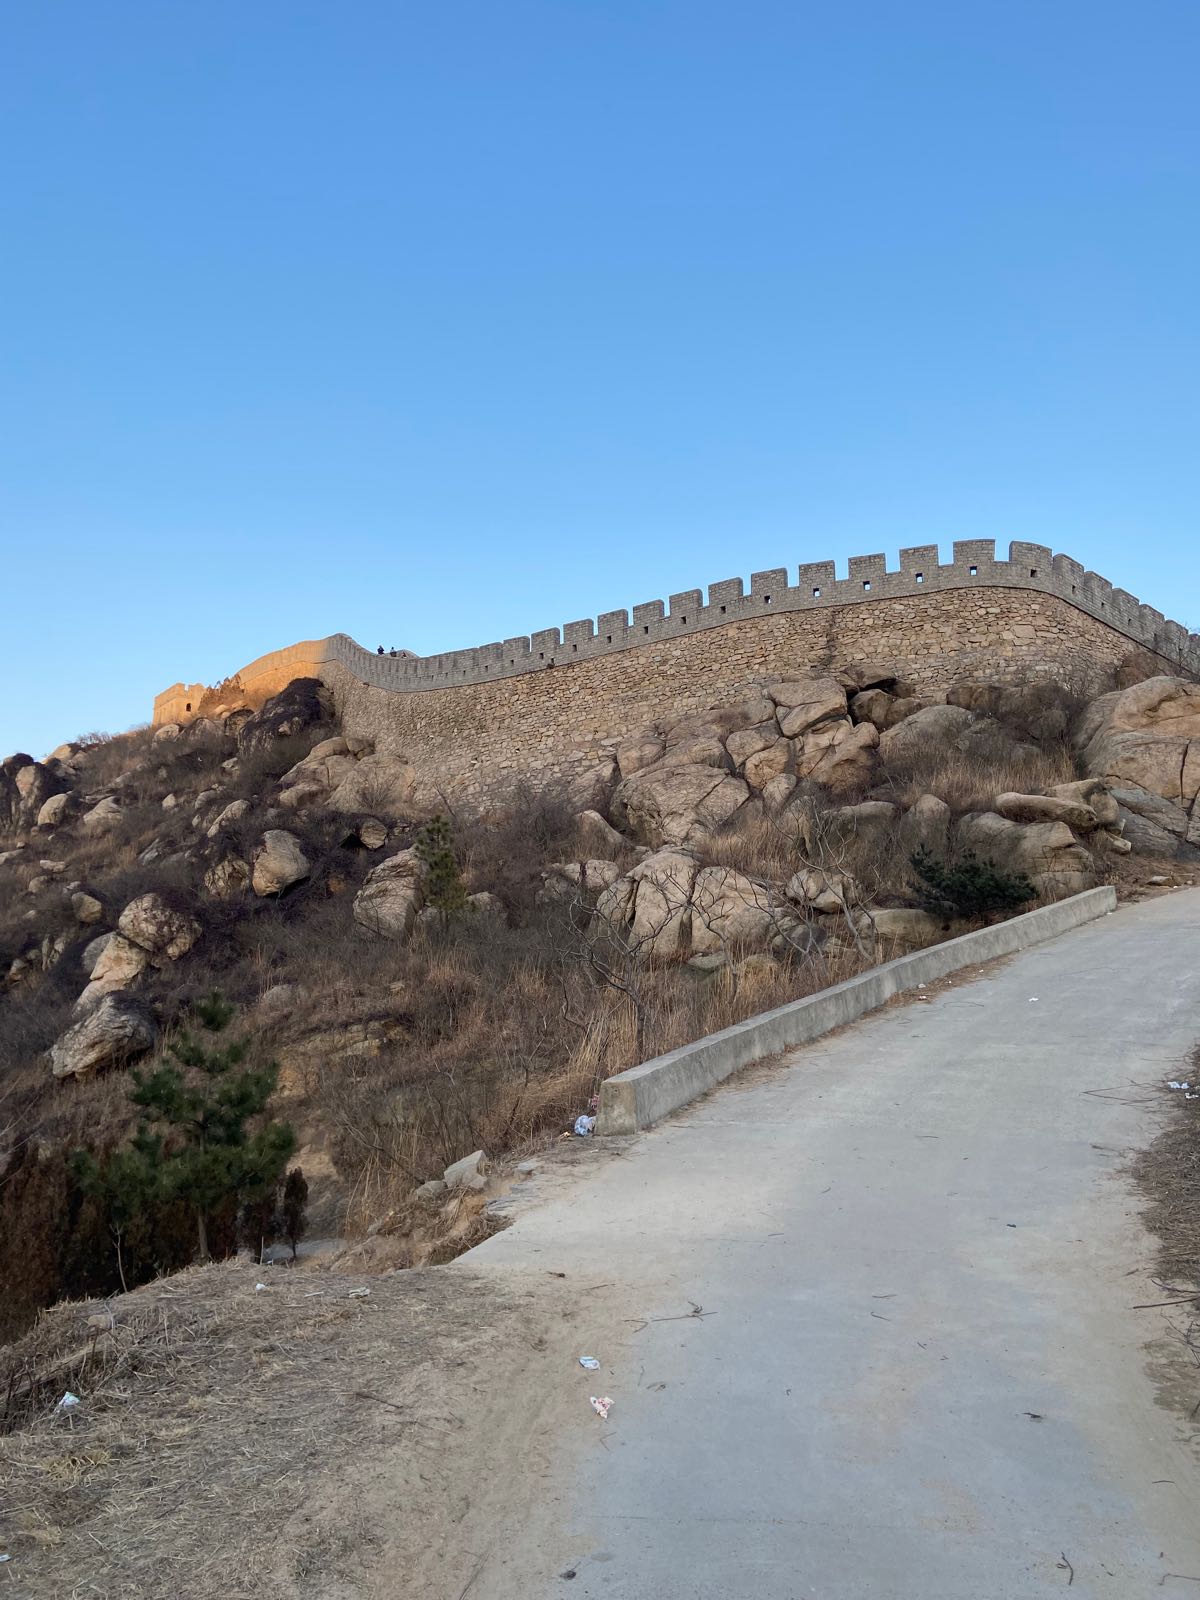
[2,659,1197,1336]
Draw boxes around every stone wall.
[326,587,1175,799]
[152,540,1199,797]
[153,639,346,726]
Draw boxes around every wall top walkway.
[155,540,1200,713]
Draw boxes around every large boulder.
[205,798,252,837]
[610,763,751,847]
[71,891,104,925]
[251,830,311,896]
[689,866,777,954]
[878,704,975,762]
[278,742,361,809]
[867,908,946,953]
[576,809,626,854]
[118,894,202,964]
[615,733,664,778]
[898,794,951,859]
[795,721,878,788]
[1077,677,1200,856]
[596,848,699,958]
[947,681,1073,745]
[668,695,775,743]
[77,935,149,1007]
[994,792,1098,830]
[1078,676,1200,745]
[0,755,32,831]
[50,994,158,1080]
[1,756,68,832]
[726,723,779,768]
[824,799,897,842]
[205,856,251,898]
[762,773,798,812]
[957,813,1096,900]
[36,791,74,829]
[353,848,427,939]
[655,733,730,772]
[326,752,417,816]
[542,859,624,896]
[237,678,331,753]
[772,678,848,739]
[80,796,122,833]
[565,756,619,814]
[15,761,67,828]
[786,868,858,913]
[1046,779,1120,831]
[1109,788,1190,856]
[742,739,794,791]
[596,851,783,959]
[80,931,114,975]
[849,689,895,730]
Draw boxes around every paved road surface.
[466,890,1200,1599]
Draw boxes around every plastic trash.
[589,1396,613,1419]
[54,1392,81,1412]
[579,1356,601,1370]
[254,1282,268,1292]
[574,1115,597,1137]
[348,1287,371,1299]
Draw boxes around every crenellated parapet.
[153,541,1200,722]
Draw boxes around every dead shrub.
[69,727,155,792]
[454,782,580,921]
[701,808,810,880]
[876,724,1077,815]
[228,730,324,799]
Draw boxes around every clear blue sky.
[2,1,1197,756]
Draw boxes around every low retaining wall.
[595,887,1118,1135]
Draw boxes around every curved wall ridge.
[153,541,1200,725]
[320,539,1200,691]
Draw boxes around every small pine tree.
[910,847,1037,924]
[129,994,296,1260]
[415,815,468,918]
[280,1167,309,1260]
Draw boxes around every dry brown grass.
[313,901,880,1235]
[876,727,1078,815]
[1,693,1116,1345]
[700,807,812,879]
[0,1256,555,1598]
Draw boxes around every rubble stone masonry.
[153,542,1199,795]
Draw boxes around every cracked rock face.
[251,830,311,896]
[1077,677,1200,857]
[50,994,158,1081]
[352,848,428,940]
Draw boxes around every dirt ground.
[1132,1057,1200,1423]
[0,1242,630,1600]
[5,890,1200,1599]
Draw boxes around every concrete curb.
[596,886,1118,1135]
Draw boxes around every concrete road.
[466,890,1200,1599]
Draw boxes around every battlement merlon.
[152,541,1200,721]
